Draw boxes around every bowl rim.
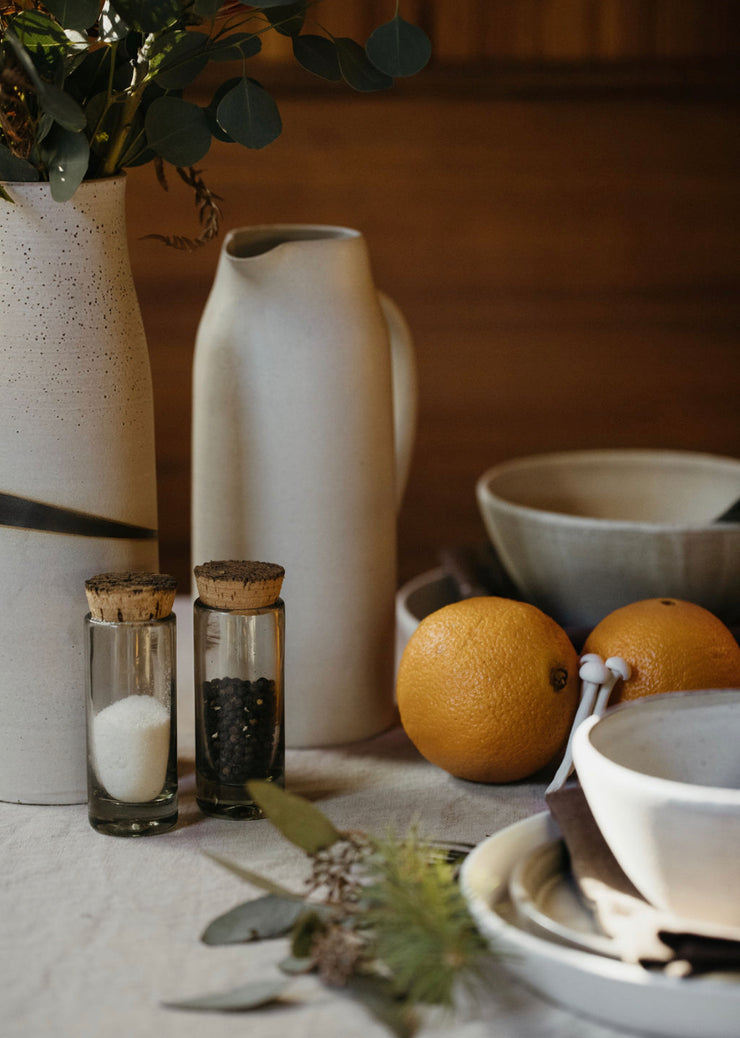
[573,689,740,803]
[476,448,740,532]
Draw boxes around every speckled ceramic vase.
[0,177,159,804]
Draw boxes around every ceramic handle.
[379,292,417,511]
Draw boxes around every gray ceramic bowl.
[476,449,740,627]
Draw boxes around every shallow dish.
[460,812,740,1038]
[508,837,616,957]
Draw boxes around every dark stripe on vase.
[0,492,157,540]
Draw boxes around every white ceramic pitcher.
[192,225,416,746]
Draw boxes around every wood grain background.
[123,1,740,592]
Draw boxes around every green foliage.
[0,0,431,204]
[360,827,489,1007]
[246,778,343,853]
[163,977,290,1012]
[200,892,308,945]
[166,784,491,1037]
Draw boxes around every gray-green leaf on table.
[163,977,291,1013]
[279,953,316,975]
[204,851,304,899]
[247,779,343,854]
[201,893,307,945]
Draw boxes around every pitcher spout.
[224,223,361,262]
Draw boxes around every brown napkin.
[546,783,740,976]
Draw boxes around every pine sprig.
[169,786,492,1036]
[359,827,489,1008]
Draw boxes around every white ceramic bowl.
[572,689,740,929]
[476,448,740,627]
[395,567,456,670]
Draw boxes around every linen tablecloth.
[1,598,627,1038]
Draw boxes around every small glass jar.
[194,560,285,819]
[84,573,178,836]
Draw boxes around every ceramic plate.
[460,812,740,1038]
[507,837,616,957]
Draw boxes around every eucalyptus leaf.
[335,37,393,92]
[263,3,306,38]
[204,851,304,899]
[151,31,209,89]
[163,977,290,1013]
[37,112,55,143]
[206,32,261,62]
[366,16,432,78]
[98,1,128,42]
[246,780,343,853]
[292,34,341,82]
[279,954,316,975]
[193,0,221,17]
[109,0,180,35]
[144,96,211,166]
[205,78,240,142]
[37,82,86,131]
[290,907,327,958]
[41,0,100,33]
[7,11,75,52]
[0,145,39,182]
[201,894,306,946]
[216,78,282,150]
[4,16,71,84]
[40,125,89,201]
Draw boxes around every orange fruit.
[396,596,580,783]
[582,597,740,704]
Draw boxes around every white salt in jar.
[84,572,178,836]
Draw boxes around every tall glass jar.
[194,560,285,819]
[84,573,178,836]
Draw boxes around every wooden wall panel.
[125,70,740,591]
[255,1,739,65]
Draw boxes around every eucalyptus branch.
[165,784,489,1036]
[98,35,156,178]
[1,2,430,219]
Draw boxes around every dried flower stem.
[141,163,224,251]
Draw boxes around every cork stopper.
[194,560,285,611]
[85,572,177,622]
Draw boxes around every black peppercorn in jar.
[193,560,285,819]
